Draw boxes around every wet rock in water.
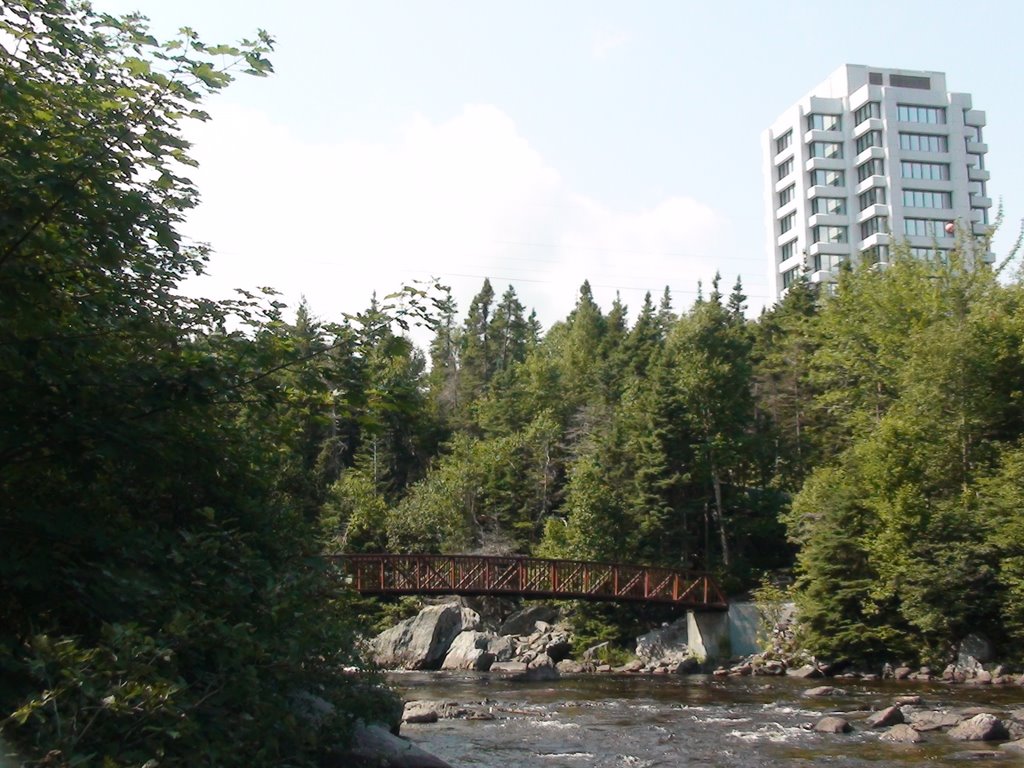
[341,722,453,768]
[813,716,853,734]
[895,695,923,706]
[498,605,559,636]
[907,710,961,731]
[1001,739,1024,753]
[803,685,847,697]
[441,631,495,671]
[596,663,613,673]
[866,705,905,728]
[490,661,527,675]
[882,724,924,743]
[787,664,822,678]
[371,602,481,670]
[948,713,1009,742]
[619,660,644,673]
[402,701,440,724]
[893,666,913,680]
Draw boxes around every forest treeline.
[4,1,1024,766]
[319,235,1024,669]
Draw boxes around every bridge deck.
[332,553,727,609]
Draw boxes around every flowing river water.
[390,672,1024,767]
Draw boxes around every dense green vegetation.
[5,0,1024,763]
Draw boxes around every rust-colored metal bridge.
[332,553,727,609]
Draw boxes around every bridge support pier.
[686,610,730,661]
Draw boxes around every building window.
[781,239,797,261]
[869,72,883,85]
[855,130,883,154]
[777,157,793,181]
[901,161,949,180]
[807,113,841,132]
[904,218,951,237]
[899,133,949,152]
[810,169,844,187]
[861,245,890,265]
[903,189,952,208]
[860,216,888,239]
[897,104,946,124]
[775,130,792,154]
[809,141,843,159]
[812,196,846,215]
[782,266,800,289]
[812,225,848,244]
[779,212,795,234]
[857,158,885,182]
[859,186,887,210]
[854,102,881,125]
[778,184,795,208]
[910,246,949,262]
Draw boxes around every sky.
[100,0,1024,336]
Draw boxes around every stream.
[391,672,1024,767]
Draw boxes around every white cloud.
[590,25,633,59]
[180,102,730,340]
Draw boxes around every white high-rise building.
[763,64,992,298]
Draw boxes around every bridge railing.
[330,553,727,609]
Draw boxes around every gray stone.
[803,685,847,697]
[635,617,689,662]
[787,664,823,678]
[948,713,1009,742]
[498,605,559,636]
[487,635,515,662]
[866,706,905,728]
[402,702,439,724]
[958,633,994,665]
[489,661,527,675]
[556,659,584,674]
[372,603,480,670]
[343,722,453,768]
[882,724,924,743]
[893,666,912,680]
[813,716,852,734]
[907,710,961,731]
[1000,739,1024,754]
[895,695,922,706]
[441,631,495,671]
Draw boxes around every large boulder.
[372,602,481,670]
[635,618,689,663]
[813,716,852,734]
[498,605,559,636]
[336,722,453,768]
[441,631,496,671]
[882,724,924,743]
[948,713,1009,742]
[866,706,905,728]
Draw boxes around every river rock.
[490,661,527,675]
[1001,739,1024,754]
[893,666,913,680]
[498,605,559,636]
[866,706,904,728]
[958,633,994,665]
[787,664,823,679]
[948,713,1009,741]
[441,631,495,671]
[803,685,847,697]
[882,724,924,743]
[372,602,481,670]
[487,635,516,662]
[907,710,961,731]
[341,722,453,768]
[557,659,585,674]
[813,716,852,734]
[635,618,689,662]
[402,701,440,724]
[895,695,922,706]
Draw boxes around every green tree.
[0,5,397,764]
